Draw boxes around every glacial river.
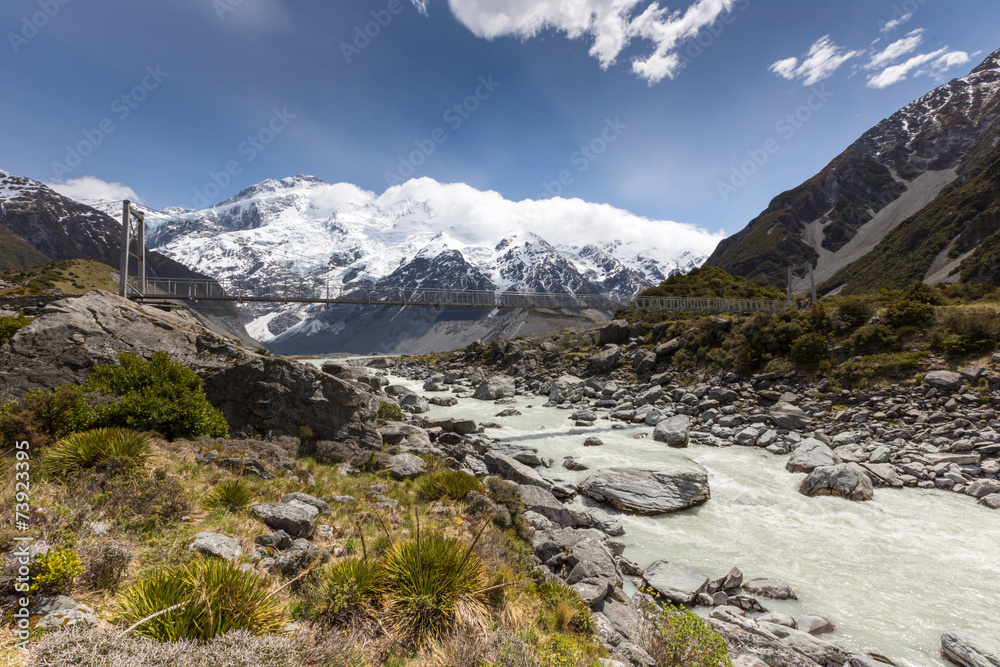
[321,365,1000,666]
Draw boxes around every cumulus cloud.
[443,0,741,84]
[768,36,863,86]
[865,29,924,71]
[879,12,912,34]
[46,176,141,204]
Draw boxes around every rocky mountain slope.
[706,48,1000,293]
[0,170,249,338]
[87,177,709,352]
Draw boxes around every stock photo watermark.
[538,116,628,198]
[341,0,406,64]
[191,107,296,208]
[677,0,751,70]
[12,439,32,651]
[50,66,170,180]
[384,75,502,186]
[8,0,71,53]
[717,84,833,202]
[878,0,931,32]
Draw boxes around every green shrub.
[417,470,483,501]
[300,557,385,625]
[378,401,404,422]
[0,386,97,448]
[115,559,287,642]
[836,297,872,329]
[790,332,828,368]
[0,313,32,345]
[204,479,257,513]
[933,307,1000,356]
[849,324,896,355]
[31,547,84,594]
[484,476,530,541]
[639,597,732,667]
[379,532,489,645]
[535,575,595,635]
[45,427,152,477]
[884,299,934,328]
[75,470,190,533]
[85,352,229,440]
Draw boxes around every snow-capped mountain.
[91,176,719,345]
[707,47,1000,292]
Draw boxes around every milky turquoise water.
[318,364,1000,666]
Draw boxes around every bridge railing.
[126,277,789,314]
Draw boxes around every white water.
[331,366,1000,666]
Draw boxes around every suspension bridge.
[124,276,789,314]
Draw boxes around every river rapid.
[323,364,1000,666]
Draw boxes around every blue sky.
[1,0,997,238]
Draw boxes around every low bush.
[884,299,934,328]
[0,386,97,448]
[74,469,190,533]
[204,479,257,513]
[380,531,489,646]
[534,575,595,635]
[790,332,828,368]
[45,428,151,477]
[31,547,84,594]
[0,313,32,345]
[80,539,132,591]
[835,297,872,329]
[377,401,404,422]
[85,352,229,440]
[300,557,385,625]
[848,323,896,355]
[416,470,483,501]
[932,307,1000,356]
[115,559,287,642]
[638,597,732,667]
[30,627,299,667]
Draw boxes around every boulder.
[252,500,319,539]
[770,402,812,431]
[654,338,681,358]
[799,463,875,501]
[473,376,516,400]
[519,484,589,528]
[584,436,604,447]
[743,578,797,600]
[281,492,330,515]
[0,292,383,449]
[188,531,242,561]
[652,415,690,448]
[399,393,430,414]
[483,452,552,490]
[787,438,842,473]
[979,494,1000,510]
[549,375,585,403]
[940,630,1000,667]
[797,615,835,635]
[632,349,657,375]
[924,371,964,393]
[390,453,426,480]
[966,480,1000,499]
[590,345,621,373]
[579,466,710,515]
[758,622,851,666]
[643,560,709,604]
[600,320,631,345]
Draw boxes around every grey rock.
[770,402,812,431]
[979,493,1000,510]
[252,500,319,539]
[758,622,850,666]
[255,530,293,550]
[797,615,835,635]
[940,630,1000,667]
[600,320,631,345]
[590,345,622,373]
[563,457,589,471]
[484,452,552,490]
[759,612,797,628]
[584,436,604,447]
[743,578,798,600]
[652,415,690,448]
[800,463,875,501]
[787,438,842,473]
[390,453,426,480]
[579,466,710,515]
[520,484,589,528]
[549,375,585,403]
[643,560,709,604]
[924,371,964,393]
[399,393,430,414]
[966,479,1000,499]
[473,376,516,400]
[587,507,625,536]
[188,531,243,561]
[281,492,330,515]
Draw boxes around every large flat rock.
[579,466,710,515]
[787,438,841,473]
[643,560,709,604]
[941,630,1000,667]
[799,463,874,501]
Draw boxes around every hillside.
[706,48,1000,293]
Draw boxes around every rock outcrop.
[579,466,710,515]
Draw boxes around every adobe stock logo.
[341,0,406,64]
[8,0,72,54]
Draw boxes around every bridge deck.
[126,278,788,314]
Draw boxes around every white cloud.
[46,176,141,204]
[409,0,429,15]
[444,0,740,84]
[867,47,970,89]
[768,35,863,86]
[865,29,924,71]
[879,12,912,34]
